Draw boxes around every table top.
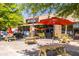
[25,36,39,39]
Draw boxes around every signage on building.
[26,17,38,24]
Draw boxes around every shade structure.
[37,17,75,34]
[51,17,75,34]
[50,17,75,25]
[37,18,62,25]
[58,18,75,25]
[37,17,75,25]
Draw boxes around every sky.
[22,8,56,19]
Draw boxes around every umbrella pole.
[65,25,67,34]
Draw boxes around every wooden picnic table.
[38,44,67,56]
[25,37,38,44]
[4,34,16,41]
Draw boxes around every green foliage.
[20,3,79,18]
[0,3,23,30]
[20,3,56,17]
[55,3,79,18]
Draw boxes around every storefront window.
[62,25,73,35]
[73,22,79,28]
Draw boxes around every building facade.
[24,14,63,36]
[23,13,79,38]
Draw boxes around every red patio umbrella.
[50,17,75,25]
[54,17,75,34]
[37,17,75,25]
[37,17,75,34]
[58,18,75,25]
[37,18,62,25]
[51,17,75,34]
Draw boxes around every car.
[0,31,7,40]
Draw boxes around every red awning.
[37,17,75,25]
[59,18,75,25]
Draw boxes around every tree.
[55,3,79,18]
[20,3,56,18]
[0,3,23,30]
[20,3,79,18]
[19,3,57,37]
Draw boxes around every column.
[54,25,62,36]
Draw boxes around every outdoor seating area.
[0,3,79,56]
[0,16,76,56]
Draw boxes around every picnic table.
[25,37,38,44]
[4,34,16,41]
[38,44,68,56]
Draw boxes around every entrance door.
[73,29,79,40]
[45,25,53,39]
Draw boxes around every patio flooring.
[0,39,79,56]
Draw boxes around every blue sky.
[22,8,56,19]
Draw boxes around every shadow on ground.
[16,44,79,56]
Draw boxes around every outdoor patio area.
[0,3,79,57]
[0,39,79,56]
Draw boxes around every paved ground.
[0,39,79,56]
[0,40,26,56]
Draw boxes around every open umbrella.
[58,18,75,25]
[37,17,75,34]
[37,18,62,25]
[59,18,75,34]
[51,17,75,34]
[37,17,75,25]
